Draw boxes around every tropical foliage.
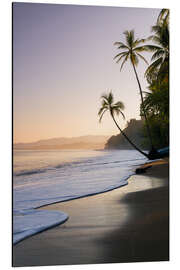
[98,9,169,157]
[144,10,169,81]
[141,9,169,149]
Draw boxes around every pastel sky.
[13,3,160,143]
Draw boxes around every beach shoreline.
[13,159,169,266]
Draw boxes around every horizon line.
[13,134,113,145]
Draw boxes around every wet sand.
[13,160,169,266]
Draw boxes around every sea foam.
[13,150,147,244]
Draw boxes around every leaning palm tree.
[113,30,154,151]
[98,92,148,158]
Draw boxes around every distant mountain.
[14,135,110,150]
[105,119,148,150]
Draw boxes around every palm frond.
[117,44,130,50]
[119,110,125,120]
[114,41,129,50]
[98,107,105,116]
[128,30,134,47]
[136,52,148,65]
[101,95,109,104]
[146,35,154,41]
[134,45,149,52]
[108,92,114,104]
[157,9,169,24]
[114,53,127,64]
[152,24,162,33]
[143,45,162,52]
[102,99,109,107]
[114,108,125,119]
[145,57,163,77]
[133,38,146,47]
[120,53,129,71]
[100,93,107,100]
[151,49,164,61]
[98,108,107,123]
[123,30,134,47]
[113,101,125,110]
[123,30,129,42]
[113,51,128,60]
[151,35,161,46]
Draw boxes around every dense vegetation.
[141,9,169,149]
[100,9,169,153]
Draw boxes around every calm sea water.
[13,149,147,244]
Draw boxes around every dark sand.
[13,160,169,267]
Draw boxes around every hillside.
[14,135,110,150]
[105,119,147,150]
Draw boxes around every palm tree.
[143,81,169,121]
[113,30,154,151]
[144,12,169,80]
[98,92,149,158]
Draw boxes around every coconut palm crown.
[98,92,125,123]
[114,30,148,70]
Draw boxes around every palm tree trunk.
[132,62,154,150]
[111,112,149,158]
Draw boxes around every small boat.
[148,146,169,160]
[157,146,169,157]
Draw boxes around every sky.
[13,2,160,143]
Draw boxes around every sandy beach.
[13,159,169,267]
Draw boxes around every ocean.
[13,149,148,244]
